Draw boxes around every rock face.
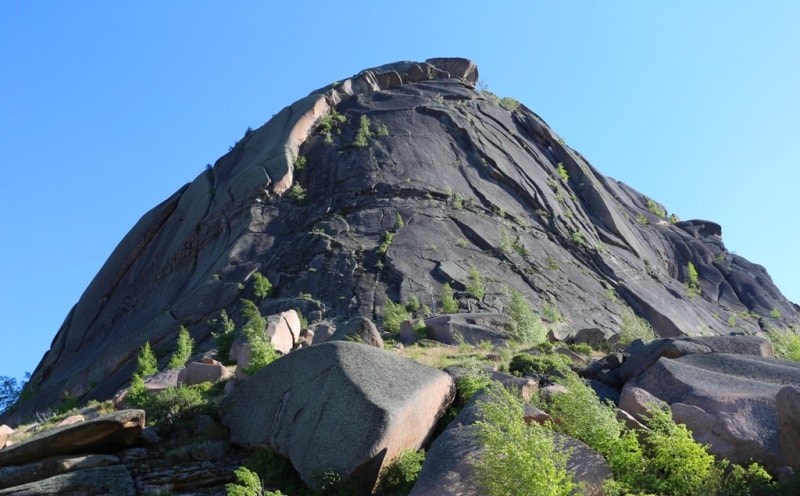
[6,57,799,432]
[219,341,455,491]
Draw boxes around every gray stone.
[0,454,120,489]
[776,386,800,470]
[330,316,384,348]
[424,313,512,346]
[220,341,455,492]
[0,465,134,495]
[177,361,232,386]
[0,409,144,467]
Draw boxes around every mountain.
[6,57,798,424]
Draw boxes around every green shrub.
[212,309,236,362]
[635,213,649,225]
[137,341,158,377]
[0,375,25,414]
[377,449,425,495]
[767,327,800,361]
[252,272,273,299]
[240,299,279,375]
[383,297,411,333]
[770,307,782,319]
[245,449,306,495]
[474,384,577,496]
[376,123,390,137]
[618,308,656,346]
[294,155,307,172]
[645,197,666,218]
[499,97,520,111]
[227,466,286,496]
[441,283,458,314]
[567,343,593,356]
[353,114,373,147]
[286,183,306,204]
[508,290,546,344]
[556,163,569,181]
[639,406,716,495]
[686,261,700,298]
[466,264,485,300]
[168,326,194,369]
[509,353,570,378]
[540,302,561,323]
[128,382,212,426]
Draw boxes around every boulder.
[409,424,481,496]
[616,335,774,383]
[220,341,455,492]
[626,353,800,474]
[330,316,384,348]
[0,465,135,495]
[177,361,233,386]
[0,409,145,467]
[311,323,336,345]
[776,385,800,470]
[265,311,299,354]
[618,386,664,423]
[0,425,13,449]
[424,314,512,346]
[573,327,607,347]
[0,454,120,489]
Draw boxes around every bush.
[767,327,800,361]
[618,308,656,346]
[383,297,411,333]
[509,353,570,378]
[137,341,158,377]
[353,114,373,147]
[0,375,26,414]
[686,261,700,298]
[466,264,485,300]
[128,382,212,426]
[286,183,306,204]
[252,272,273,299]
[212,309,236,362]
[240,299,279,375]
[377,449,425,495]
[441,283,458,314]
[508,290,546,344]
[474,384,577,496]
[168,326,194,369]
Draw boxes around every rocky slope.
[5,57,798,424]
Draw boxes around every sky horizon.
[2,1,798,385]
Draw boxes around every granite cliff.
[5,57,798,424]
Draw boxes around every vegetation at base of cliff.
[618,307,657,345]
[474,383,578,496]
[440,283,458,314]
[382,297,411,334]
[167,326,195,369]
[767,326,800,361]
[0,374,28,414]
[241,299,280,375]
[252,272,273,299]
[137,341,158,376]
[211,309,237,363]
[507,289,547,344]
[376,449,426,495]
[466,264,485,300]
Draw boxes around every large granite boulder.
[0,409,144,467]
[0,454,120,489]
[624,353,800,474]
[0,465,135,495]
[329,316,384,348]
[776,385,800,470]
[424,313,513,346]
[219,341,455,492]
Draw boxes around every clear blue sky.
[2,1,798,384]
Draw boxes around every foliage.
[241,299,279,375]
[294,155,307,171]
[0,374,27,414]
[474,384,577,496]
[509,353,570,378]
[212,309,236,362]
[168,326,194,369]
[618,308,656,345]
[569,231,585,246]
[128,382,213,426]
[770,307,782,318]
[245,449,307,495]
[507,290,546,344]
[383,297,411,333]
[319,109,346,144]
[286,183,306,204]
[540,302,562,323]
[377,449,426,495]
[499,227,513,254]
[499,97,521,111]
[441,283,458,314]
[456,367,492,403]
[353,114,373,147]
[556,162,569,181]
[395,212,404,229]
[252,272,273,299]
[137,341,158,377]
[645,196,666,218]
[227,466,286,496]
[466,264,485,300]
[686,261,700,298]
[376,123,390,136]
[635,213,649,225]
[766,327,800,361]
[637,406,716,495]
